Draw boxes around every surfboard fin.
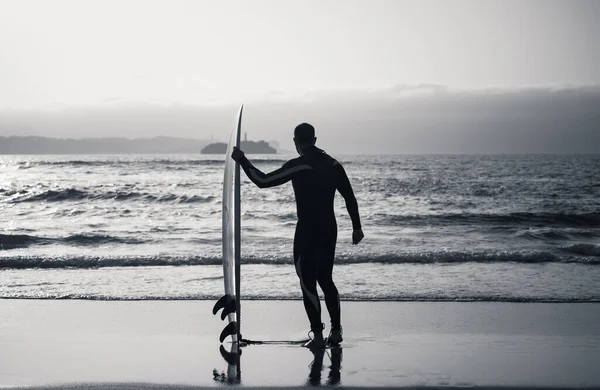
[220,298,237,320]
[219,344,241,365]
[219,321,238,343]
[213,294,234,316]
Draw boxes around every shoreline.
[1,300,599,388]
[2,297,600,303]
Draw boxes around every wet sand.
[1,300,599,388]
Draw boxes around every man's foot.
[303,330,326,350]
[326,326,343,346]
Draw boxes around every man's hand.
[352,229,364,245]
[231,146,245,162]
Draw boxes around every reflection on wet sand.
[215,343,343,386]
[214,343,240,384]
[307,347,343,386]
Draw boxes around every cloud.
[1,86,599,154]
[386,83,449,97]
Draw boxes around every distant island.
[0,136,210,154]
[201,133,276,154]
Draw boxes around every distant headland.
[0,135,278,154]
[0,136,211,154]
[201,133,276,154]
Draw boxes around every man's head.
[294,123,316,154]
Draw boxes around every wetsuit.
[238,146,361,332]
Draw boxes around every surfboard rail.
[213,105,243,346]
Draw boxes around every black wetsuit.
[238,146,361,332]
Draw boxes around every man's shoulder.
[285,155,322,172]
[283,156,304,168]
[311,147,340,166]
[323,152,341,167]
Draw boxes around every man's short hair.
[294,123,315,143]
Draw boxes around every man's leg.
[316,228,343,345]
[316,240,340,330]
[293,239,322,333]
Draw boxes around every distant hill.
[0,136,210,154]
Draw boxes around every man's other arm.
[335,162,364,244]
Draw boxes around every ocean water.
[1,154,599,302]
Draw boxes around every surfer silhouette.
[232,122,363,349]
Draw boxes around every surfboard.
[213,105,243,344]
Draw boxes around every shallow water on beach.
[1,154,599,301]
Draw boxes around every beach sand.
[1,300,599,389]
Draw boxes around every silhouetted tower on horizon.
[244,132,247,142]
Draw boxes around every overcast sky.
[1,0,599,153]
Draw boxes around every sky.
[0,0,599,153]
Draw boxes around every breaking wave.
[561,243,600,257]
[15,158,288,168]
[514,229,600,241]
[1,293,598,303]
[6,188,216,204]
[382,212,600,227]
[0,233,144,250]
[2,249,599,269]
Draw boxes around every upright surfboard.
[213,105,243,344]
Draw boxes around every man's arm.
[335,162,364,245]
[232,147,311,189]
